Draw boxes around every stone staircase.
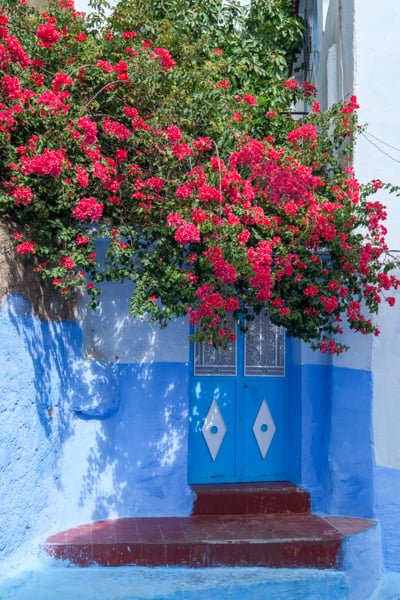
[45,482,376,573]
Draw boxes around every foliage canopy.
[0,0,398,354]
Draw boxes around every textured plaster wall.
[2,0,399,579]
[310,0,400,570]
[0,293,192,566]
[315,0,354,108]
[353,0,400,570]
[298,362,374,518]
[352,0,400,469]
[313,0,400,570]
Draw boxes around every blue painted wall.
[297,362,374,518]
[2,288,400,574]
[0,293,193,566]
[374,466,400,571]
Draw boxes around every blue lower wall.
[374,466,400,570]
[3,293,400,572]
[300,364,375,518]
[0,295,193,566]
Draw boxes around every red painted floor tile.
[44,485,376,569]
[192,481,310,516]
[114,519,140,543]
[90,521,117,544]
[324,516,376,536]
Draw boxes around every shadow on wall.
[78,362,191,520]
[73,281,192,518]
[0,288,192,562]
[80,278,189,364]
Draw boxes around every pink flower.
[242,94,257,106]
[102,118,131,141]
[16,241,35,254]
[144,177,164,191]
[123,106,139,118]
[164,126,182,142]
[216,80,230,89]
[282,79,299,90]
[174,223,201,244]
[175,183,193,199]
[21,149,66,177]
[225,297,240,312]
[37,90,70,113]
[77,117,98,145]
[320,295,338,313]
[1,75,22,100]
[76,166,89,187]
[287,124,318,147]
[304,285,319,296]
[115,149,128,163]
[76,235,89,245]
[10,186,34,206]
[5,36,30,69]
[72,197,104,222]
[192,137,212,153]
[132,117,150,131]
[52,73,73,91]
[60,255,75,269]
[302,81,316,98]
[237,230,250,245]
[167,213,185,227]
[150,47,176,71]
[36,22,61,48]
[172,143,193,161]
[97,60,113,72]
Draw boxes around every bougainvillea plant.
[0,0,399,354]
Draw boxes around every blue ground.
[371,573,400,599]
[0,566,347,600]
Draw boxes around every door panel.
[240,379,288,481]
[189,379,236,483]
[188,313,291,484]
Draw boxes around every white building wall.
[352,0,400,470]
[315,0,354,109]
[312,0,400,469]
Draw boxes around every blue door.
[188,313,292,483]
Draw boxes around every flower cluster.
[0,0,398,355]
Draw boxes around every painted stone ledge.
[191,481,311,515]
[44,514,376,569]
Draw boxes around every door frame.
[187,318,301,484]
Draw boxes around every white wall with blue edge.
[0,290,193,566]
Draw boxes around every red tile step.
[44,514,375,569]
[191,481,310,516]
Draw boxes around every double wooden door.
[188,313,291,483]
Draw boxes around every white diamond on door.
[202,399,227,461]
[253,399,276,459]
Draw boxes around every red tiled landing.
[44,513,373,568]
[191,481,310,515]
